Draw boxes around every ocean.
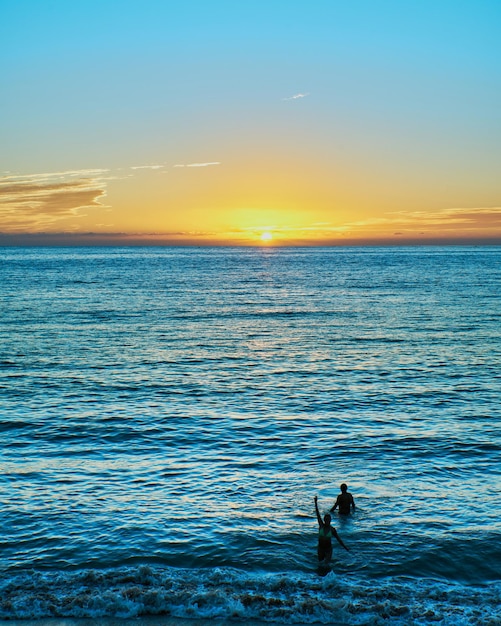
[1,246,500,625]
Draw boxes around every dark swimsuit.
[318,526,333,561]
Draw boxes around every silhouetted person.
[314,496,349,564]
[330,483,355,515]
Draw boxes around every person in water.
[314,496,349,563]
[330,483,355,515]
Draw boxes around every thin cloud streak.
[174,162,221,168]
[340,207,501,232]
[282,92,310,101]
[0,168,109,182]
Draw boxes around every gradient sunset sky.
[2,0,500,245]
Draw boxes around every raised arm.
[314,496,322,526]
[332,528,350,552]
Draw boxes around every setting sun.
[260,231,273,243]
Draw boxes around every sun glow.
[260,231,273,243]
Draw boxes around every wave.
[1,566,499,625]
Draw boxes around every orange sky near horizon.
[1,160,499,246]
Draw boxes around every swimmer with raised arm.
[330,483,355,515]
[314,496,349,564]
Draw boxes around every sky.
[1,0,500,245]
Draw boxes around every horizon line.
[0,233,500,248]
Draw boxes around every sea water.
[1,246,500,625]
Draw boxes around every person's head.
[323,513,331,526]
[340,483,348,493]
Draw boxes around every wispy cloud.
[397,207,501,228]
[0,158,223,232]
[282,92,310,101]
[174,162,221,168]
[0,169,109,231]
[340,207,501,233]
[0,169,108,182]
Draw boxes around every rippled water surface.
[1,246,500,624]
